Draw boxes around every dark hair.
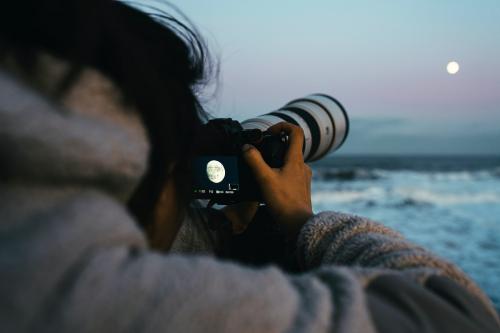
[0,0,212,227]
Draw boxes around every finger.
[222,201,259,233]
[223,201,259,222]
[224,201,259,215]
[305,165,313,179]
[266,122,304,163]
[241,144,274,183]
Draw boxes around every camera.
[192,94,349,204]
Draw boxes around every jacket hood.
[0,68,149,202]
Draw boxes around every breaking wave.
[311,187,500,207]
[394,189,500,205]
[312,167,500,182]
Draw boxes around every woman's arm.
[296,211,500,330]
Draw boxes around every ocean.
[310,155,500,312]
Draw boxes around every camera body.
[192,94,349,204]
[192,119,288,204]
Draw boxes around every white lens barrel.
[241,112,313,159]
[241,93,349,162]
[308,94,348,153]
[283,99,332,161]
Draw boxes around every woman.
[0,1,498,332]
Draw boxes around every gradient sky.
[170,1,500,155]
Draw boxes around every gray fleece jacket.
[0,68,499,333]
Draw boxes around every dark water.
[310,155,500,312]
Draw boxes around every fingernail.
[242,144,254,152]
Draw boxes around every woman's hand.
[222,201,259,234]
[241,122,313,237]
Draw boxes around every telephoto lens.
[241,94,349,162]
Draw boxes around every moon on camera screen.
[206,160,226,183]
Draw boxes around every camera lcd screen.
[192,155,240,197]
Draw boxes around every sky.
[167,1,500,155]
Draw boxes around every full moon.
[447,61,460,75]
[206,160,225,183]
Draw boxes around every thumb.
[241,144,273,183]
